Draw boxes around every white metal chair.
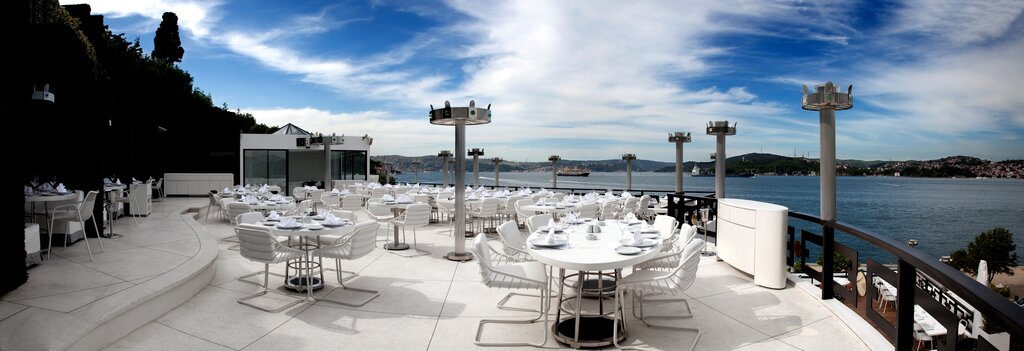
[48,191,103,261]
[284,200,313,216]
[311,221,381,307]
[390,203,431,257]
[526,213,552,234]
[472,234,549,347]
[226,202,254,225]
[235,224,308,312]
[469,197,499,235]
[235,212,264,225]
[219,197,234,220]
[577,203,600,220]
[111,187,141,227]
[514,198,535,226]
[341,194,363,212]
[152,178,164,201]
[435,198,457,235]
[206,192,222,220]
[321,193,342,210]
[614,238,704,350]
[366,202,395,243]
[600,201,619,220]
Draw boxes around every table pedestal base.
[552,316,624,348]
[285,276,323,291]
[384,242,410,250]
[445,251,474,262]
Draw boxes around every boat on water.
[690,165,754,178]
[557,166,590,177]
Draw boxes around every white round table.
[25,192,80,243]
[527,221,662,348]
[261,220,354,291]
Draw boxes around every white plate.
[620,238,658,247]
[322,222,347,228]
[616,246,642,255]
[311,215,326,221]
[265,218,280,222]
[640,233,661,240]
[530,237,568,247]
[276,223,303,229]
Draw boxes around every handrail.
[410,182,714,198]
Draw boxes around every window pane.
[243,150,268,185]
[268,150,287,190]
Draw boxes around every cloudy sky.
[63,0,1024,162]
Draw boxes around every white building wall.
[239,134,372,189]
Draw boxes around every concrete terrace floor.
[5,198,873,350]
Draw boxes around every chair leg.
[237,264,307,313]
[615,288,700,350]
[390,226,430,258]
[475,282,549,347]
[313,258,380,307]
[631,292,693,326]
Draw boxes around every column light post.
[469,148,484,188]
[548,155,560,188]
[438,150,452,187]
[430,100,492,262]
[412,160,421,183]
[706,121,736,199]
[622,153,637,191]
[668,132,691,193]
[309,133,344,189]
[802,81,853,304]
[492,157,503,187]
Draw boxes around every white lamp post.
[492,157,503,187]
[548,155,560,188]
[412,160,421,183]
[430,100,492,262]
[668,132,691,193]
[801,81,852,222]
[706,121,736,199]
[437,150,452,187]
[469,148,484,188]
[622,153,637,191]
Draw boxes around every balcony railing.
[665,193,1024,350]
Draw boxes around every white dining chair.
[471,234,549,347]
[151,178,164,202]
[311,221,381,307]
[206,191,222,220]
[614,238,704,350]
[390,203,431,257]
[226,202,254,225]
[366,202,395,243]
[235,224,309,312]
[526,213,552,234]
[48,191,103,261]
[469,198,499,235]
[577,203,600,220]
[514,198,535,226]
[599,201,619,220]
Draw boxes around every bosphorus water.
[397,171,1024,262]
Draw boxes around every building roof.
[272,123,311,135]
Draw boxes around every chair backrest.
[286,200,312,216]
[209,192,221,207]
[526,213,552,234]
[330,210,357,222]
[679,223,697,244]
[577,203,600,219]
[477,198,499,216]
[514,198,535,218]
[341,194,363,211]
[347,221,380,259]
[669,238,705,291]
[472,234,495,282]
[653,215,677,241]
[600,201,619,220]
[227,202,254,224]
[309,189,325,204]
[496,220,525,256]
[156,178,163,188]
[549,193,565,201]
[413,194,430,204]
[236,211,264,225]
[366,203,393,218]
[370,188,388,198]
[402,203,431,227]
[623,198,639,214]
[79,191,99,221]
[637,195,651,214]
[321,193,342,208]
[292,187,306,200]
[236,224,278,263]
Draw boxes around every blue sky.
[64,0,1024,162]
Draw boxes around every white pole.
[716,134,726,198]
[820,108,836,221]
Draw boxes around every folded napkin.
[224,187,232,193]
[340,189,350,195]
[39,182,54,191]
[396,194,413,203]
[536,198,546,205]
[632,230,642,244]
[267,211,281,220]
[331,188,341,194]
[304,185,318,191]
[640,221,652,232]
[244,195,258,204]
[565,213,578,223]
[55,183,67,193]
[466,194,479,200]
[103,178,112,184]
[381,194,395,202]
[547,218,556,230]
[323,213,343,225]
[624,212,637,222]
[621,191,632,198]
[547,227,557,243]
[279,217,298,227]
[115,178,122,185]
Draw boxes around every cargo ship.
[557,166,590,177]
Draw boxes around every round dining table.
[527,220,662,348]
[260,219,355,291]
[25,192,80,242]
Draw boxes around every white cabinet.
[164,173,234,196]
[716,198,788,289]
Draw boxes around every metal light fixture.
[31,84,55,103]
[802,81,853,222]
[492,157,503,187]
[622,153,637,191]
[706,121,736,198]
[668,132,691,194]
[468,148,485,188]
[430,100,492,262]
[548,155,561,188]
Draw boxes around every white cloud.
[885,0,1024,46]
[61,0,222,38]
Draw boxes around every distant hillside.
[653,153,819,175]
[370,155,673,173]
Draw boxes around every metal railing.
[664,193,1023,350]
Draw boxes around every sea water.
[397,171,1024,262]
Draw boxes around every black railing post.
[896,259,916,351]
[821,221,834,300]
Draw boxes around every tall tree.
[151,12,183,63]
[948,227,1019,281]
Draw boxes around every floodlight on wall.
[429,100,492,262]
[31,84,54,103]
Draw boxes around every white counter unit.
[716,198,788,289]
[164,173,234,196]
